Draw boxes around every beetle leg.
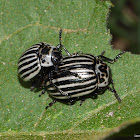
[62,45,71,56]
[107,78,121,102]
[39,89,46,97]
[93,92,98,99]
[30,86,35,91]
[98,51,125,63]
[80,99,85,106]
[69,99,77,105]
[107,87,121,102]
[46,100,56,109]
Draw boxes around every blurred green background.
[108,0,140,54]
[106,0,140,139]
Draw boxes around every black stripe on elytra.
[62,59,93,65]
[58,64,95,72]
[18,55,36,64]
[53,75,97,86]
[18,58,38,70]
[49,77,97,92]
[20,49,38,58]
[51,85,97,97]
[52,68,95,79]
[63,54,95,61]
[22,66,40,79]
[19,62,38,75]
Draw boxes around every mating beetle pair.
[18,29,125,109]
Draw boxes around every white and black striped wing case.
[47,54,98,99]
[18,44,41,81]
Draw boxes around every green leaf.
[0,0,139,139]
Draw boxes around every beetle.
[18,29,69,90]
[43,51,125,109]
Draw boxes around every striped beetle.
[18,29,69,90]
[42,51,125,109]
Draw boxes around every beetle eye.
[42,59,46,63]
[51,49,62,65]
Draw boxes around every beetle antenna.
[59,29,62,47]
[59,29,71,56]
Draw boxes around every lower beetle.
[42,51,125,109]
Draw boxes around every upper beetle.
[18,29,69,89]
